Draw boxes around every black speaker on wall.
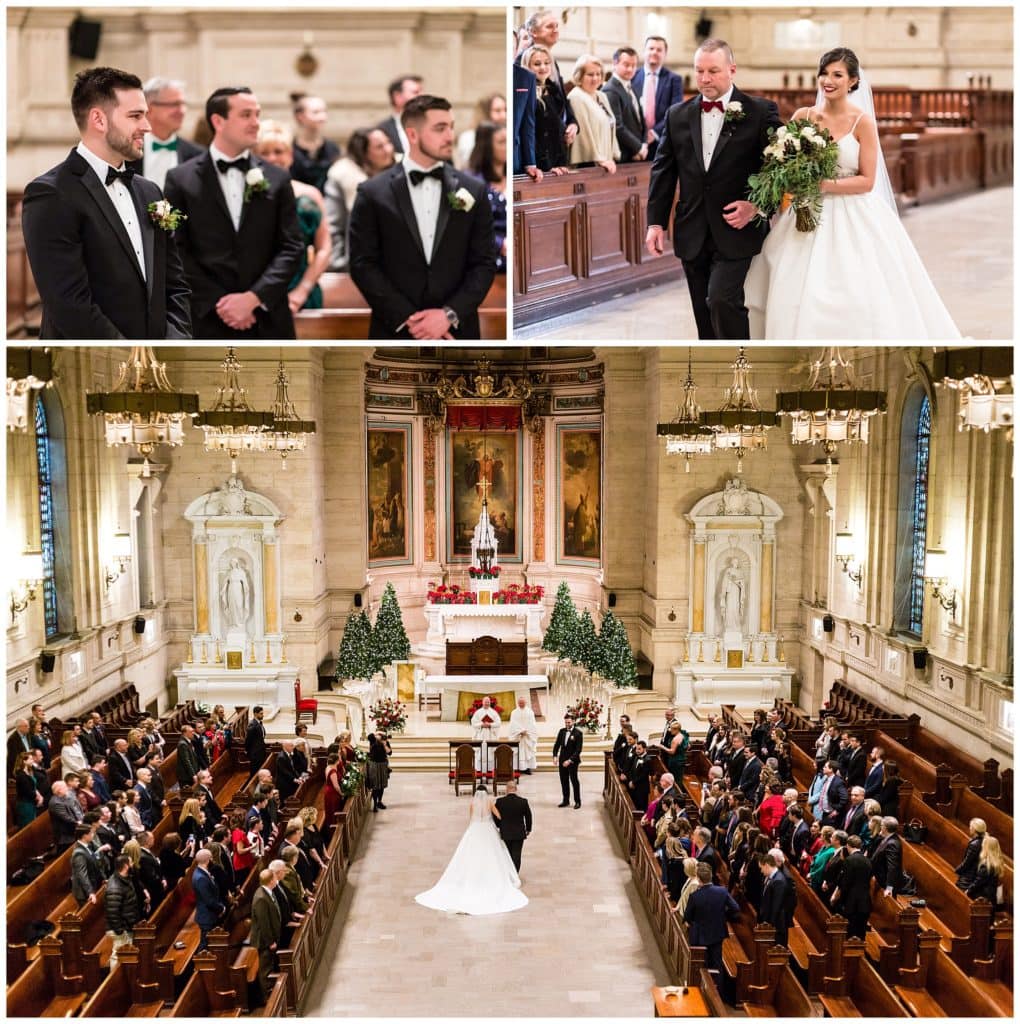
[608,592,617,608]
[822,614,835,633]
[353,593,363,608]
[695,14,714,40]
[912,648,928,670]
[69,18,102,60]
[133,616,146,635]
[40,651,56,673]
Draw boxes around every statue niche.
[219,554,254,635]
[716,551,750,634]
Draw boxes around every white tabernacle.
[423,603,545,644]
[423,673,549,722]
[173,664,299,708]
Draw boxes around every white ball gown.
[743,123,962,340]
[414,790,528,915]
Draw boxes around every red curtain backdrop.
[445,405,521,431]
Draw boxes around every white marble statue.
[508,696,539,773]
[718,557,746,632]
[471,696,502,770]
[221,558,251,631]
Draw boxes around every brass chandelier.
[656,348,715,472]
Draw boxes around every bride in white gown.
[414,785,528,915]
[743,47,961,340]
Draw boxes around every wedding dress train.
[414,790,528,915]
[743,123,962,340]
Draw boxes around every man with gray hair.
[870,817,905,896]
[127,76,205,188]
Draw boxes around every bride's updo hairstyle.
[817,47,861,92]
[475,784,489,794]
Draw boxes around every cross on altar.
[476,476,493,499]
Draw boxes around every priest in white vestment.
[508,697,538,773]
[471,697,502,771]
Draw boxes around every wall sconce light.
[924,548,958,618]
[9,550,44,621]
[834,529,864,588]
[105,532,132,590]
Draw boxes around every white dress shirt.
[76,141,146,279]
[700,85,734,170]
[209,142,250,231]
[142,133,179,191]
[402,155,443,264]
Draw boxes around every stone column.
[263,535,278,635]
[759,541,774,632]
[194,535,209,634]
[692,535,706,632]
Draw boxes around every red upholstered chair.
[294,679,318,725]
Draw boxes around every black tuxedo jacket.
[494,793,533,841]
[21,147,191,339]
[199,783,223,826]
[836,852,873,913]
[163,152,303,338]
[759,870,792,929]
[552,726,583,765]
[348,162,496,339]
[274,751,299,801]
[844,748,867,788]
[109,750,134,791]
[376,115,404,155]
[127,137,206,180]
[601,78,645,162]
[245,719,268,769]
[646,87,782,261]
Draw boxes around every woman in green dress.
[256,120,331,311]
[663,720,690,780]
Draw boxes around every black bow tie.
[409,166,444,186]
[105,166,135,187]
[216,156,251,175]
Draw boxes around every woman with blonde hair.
[966,834,1003,906]
[676,857,700,918]
[178,796,205,846]
[60,728,89,774]
[521,44,570,174]
[298,806,327,878]
[255,119,331,311]
[566,55,619,173]
[955,818,987,890]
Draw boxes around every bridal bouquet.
[747,118,839,232]
[368,697,407,733]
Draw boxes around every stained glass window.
[35,396,58,638]
[908,395,931,634]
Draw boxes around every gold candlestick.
[214,640,222,664]
[714,640,721,663]
[187,641,194,665]
[200,641,207,664]
[281,635,288,664]
[681,636,689,663]
[696,640,704,663]
[250,639,257,664]
[778,635,786,663]
[265,640,272,664]
[762,639,771,663]
[746,640,755,664]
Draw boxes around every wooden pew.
[79,945,165,1017]
[169,948,245,1017]
[734,924,819,1017]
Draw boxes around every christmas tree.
[543,581,578,658]
[335,609,376,681]
[372,581,411,669]
[575,609,601,674]
[599,610,638,687]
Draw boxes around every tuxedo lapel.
[432,165,457,256]
[686,101,705,176]
[388,168,426,260]
[707,88,745,171]
[72,154,146,284]
[199,153,237,235]
[238,155,267,235]
[129,181,155,298]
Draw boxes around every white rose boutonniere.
[147,199,187,231]
[244,167,269,203]
[447,187,475,212]
[724,101,746,124]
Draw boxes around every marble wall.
[6,6,506,188]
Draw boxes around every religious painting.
[367,424,412,565]
[225,650,243,670]
[447,430,521,561]
[558,424,601,564]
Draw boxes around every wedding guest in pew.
[966,835,1004,908]
[207,824,237,897]
[71,822,105,906]
[13,750,42,827]
[875,760,903,817]
[520,44,570,174]
[250,867,283,1003]
[30,748,53,803]
[105,854,142,968]
[89,754,113,803]
[684,861,739,979]
[869,817,905,896]
[77,769,103,814]
[61,728,89,774]
[178,796,207,846]
[567,55,619,173]
[467,122,508,272]
[955,818,988,890]
[676,857,700,918]
[138,830,168,906]
[831,834,874,939]
[50,779,85,851]
[193,847,227,950]
[279,845,314,913]
[289,93,341,193]
[122,838,151,914]
[28,716,52,769]
[160,831,191,889]
[297,806,328,881]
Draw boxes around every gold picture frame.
[726,649,744,669]
[226,649,243,670]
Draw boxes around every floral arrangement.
[465,697,505,721]
[468,565,501,579]
[147,199,186,231]
[427,584,478,605]
[447,187,475,212]
[747,118,839,232]
[368,697,407,733]
[567,696,604,734]
[493,583,544,605]
[340,761,364,796]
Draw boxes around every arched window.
[893,386,931,635]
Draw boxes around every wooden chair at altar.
[492,744,519,795]
[452,744,477,796]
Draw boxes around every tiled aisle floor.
[514,186,1012,340]
[302,768,670,1017]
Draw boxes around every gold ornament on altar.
[714,639,721,663]
[696,640,704,663]
[746,639,755,663]
[762,640,771,663]
[200,641,207,664]
[214,640,222,664]
[265,640,271,664]
[187,641,194,665]
[250,639,257,664]
[681,636,689,663]
[281,635,288,663]
[778,635,786,662]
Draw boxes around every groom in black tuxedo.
[552,714,584,808]
[21,66,192,339]
[349,94,496,340]
[494,781,533,873]
[163,87,303,339]
[646,39,781,340]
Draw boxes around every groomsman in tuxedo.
[21,66,192,340]
[128,77,205,189]
[163,86,303,339]
[632,37,685,159]
[552,714,583,808]
[602,47,648,162]
[245,707,268,777]
[349,95,496,340]
[376,75,424,155]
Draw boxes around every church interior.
[5,343,1014,1017]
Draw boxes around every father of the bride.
[21,66,192,339]
[645,39,781,340]
[494,780,533,873]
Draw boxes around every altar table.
[422,673,549,722]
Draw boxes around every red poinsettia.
[466,697,505,720]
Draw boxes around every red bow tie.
[701,100,724,113]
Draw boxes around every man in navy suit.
[864,745,885,799]
[817,760,849,827]
[759,852,793,946]
[512,38,542,181]
[684,862,739,974]
[632,36,684,159]
[192,849,226,950]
